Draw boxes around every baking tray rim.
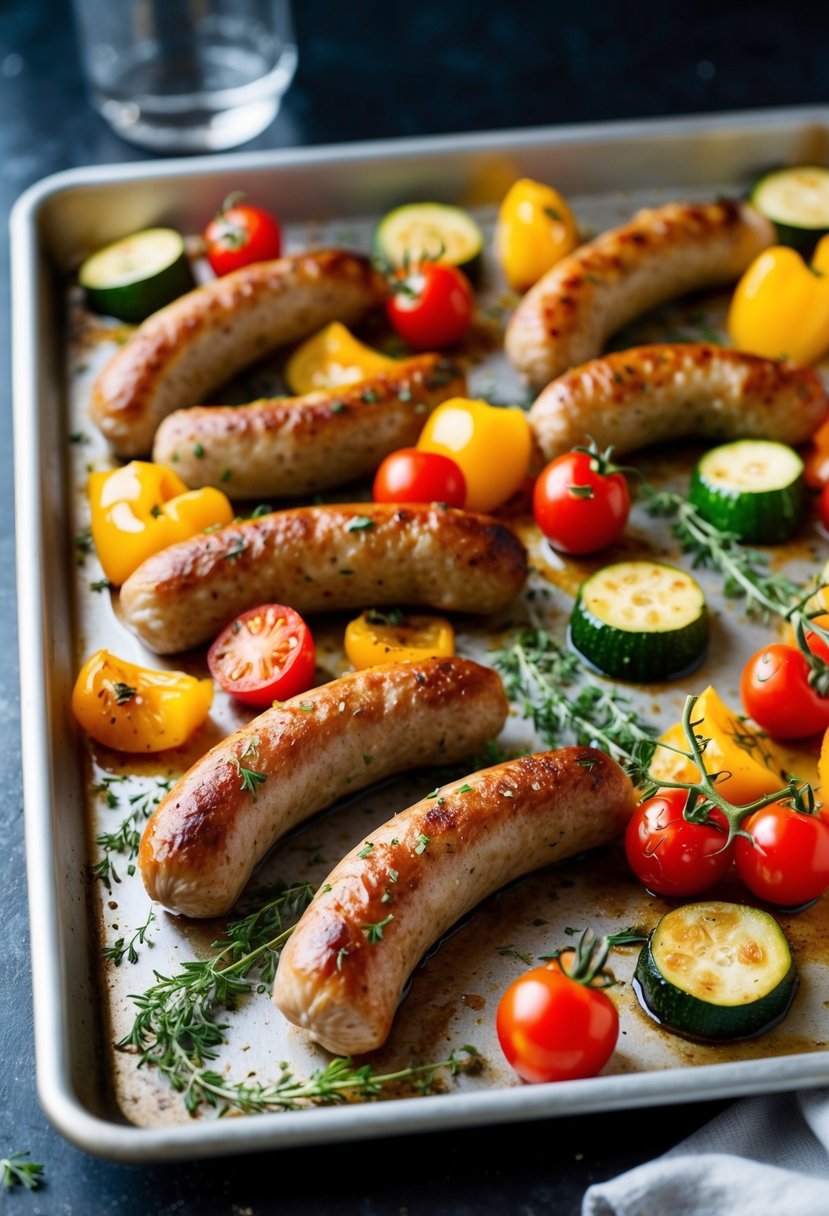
[12,103,829,1163]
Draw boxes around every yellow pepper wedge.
[416,397,532,513]
[495,178,580,293]
[648,685,785,806]
[344,610,455,670]
[727,235,829,363]
[285,322,400,395]
[72,649,213,753]
[88,461,234,586]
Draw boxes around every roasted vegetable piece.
[728,237,829,363]
[495,178,580,292]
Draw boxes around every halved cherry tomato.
[344,609,455,669]
[624,788,733,897]
[386,263,474,349]
[208,604,315,708]
[417,397,532,513]
[372,448,466,506]
[735,804,829,906]
[741,643,829,740]
[496,959,618,1083]
[204,193,282,276]
[533,450,631,554]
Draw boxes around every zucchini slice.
[79,227,194,323]
[689,439,806,544]
[634,902,797,1042]
[751,166,829,256]
[373,202,484,279]
[569,560,708,683]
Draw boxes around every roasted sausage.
[273,747,635,1055]
[139,657,508,918]
[529,343,828,460]
[119,503,528,654]
[505,201,775,387]
[151,355,465,498]
[90,250,386,456]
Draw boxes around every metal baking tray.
[12,106,829,1162]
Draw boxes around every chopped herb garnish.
[1,1151,44,1191]
[458,783,474,794]
[388,869,398,883]
[414,833,430,855]
[358,842,374,859]
[361,388,380,403]
[250,503,272,519]
[149,504,162,518]
[336,947,349,971]
[345,516,375,532]
[362,753,374,766]
[363,914,394,943]
[366,607,405,626]
[299,702,315,712]
[69,430,89,444]
[102,907,156,966]
[74,527,93,565]
[330,401,346,414]
[111,681,136,705]
[568,483,594,500]
[89,578,110,593]
[193,442,205,459]
[224,539,247,562]
[232,761,267,795]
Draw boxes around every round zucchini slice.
[751,166,829,256]
[569,560,708,683]
[79,227,195,324]
[373,202,484,279]
[634,902,797,1042]
[689,439,806,544]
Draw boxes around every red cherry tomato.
[740,643,829,739]
[204,195,282,276]
[735,804,829,906]
[533,450,631,554]
[819,483,829,531]
[372,448,466,506]
[496,960,618,1083]
[208,604,315,708]
[386,263,474,349]
[624,788,734,897]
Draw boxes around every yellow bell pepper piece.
[285,322,399,395]
[88,461,234,586]
[72,649,213,753]
[417,397,532,513]
[648,685,785,806]
[727,235,829,363]
[495,178,580,293]
[344,610,455,670]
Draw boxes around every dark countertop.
[1,2,827,1212]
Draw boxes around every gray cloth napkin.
[583,1090,829,1215]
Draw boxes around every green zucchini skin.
[689,439,806,545]
[569,561,708,684]
[634,902,797,1043]
[373,202,484,282]
[751,166,829,258]
[80,228,195,324]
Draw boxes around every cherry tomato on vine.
[386,262,474,349]
[735,804,829,907]
[204,194,282,276]
[372,448,466,506]
[740,643,829,740]
[208,604,315,708]
[533,449,631,554]
[624,788,734,897]
[496,959,618,1083]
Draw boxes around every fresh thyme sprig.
[1,1151,44,1190]
[493,629,658,782]
[103,907,156,966]
[92,777,172,890]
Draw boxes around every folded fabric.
[583,1090,829,1216]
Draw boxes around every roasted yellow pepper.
[344,610,455,669]
[285,322,399,395]
[727,235,829,363]
[495,178,580,293]
[416,397,532,512]
[88,462,234,586]
[72,649,213,753]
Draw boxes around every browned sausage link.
[151,355,465,498]
[505,201,775,387]
[139,657,508,918]
[529,343,829,460]
[90,250,387,456]
[273,747,635,1055]
[119,503,528,654]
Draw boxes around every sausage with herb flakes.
[119,503,528,654]
[151,355,465,498]
[529,343,828,460]
[139,657,508,918]
[90,249,386,456]
[505,200,775,387]
[273,747,635,1055]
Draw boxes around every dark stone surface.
[1,1,826,1211]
